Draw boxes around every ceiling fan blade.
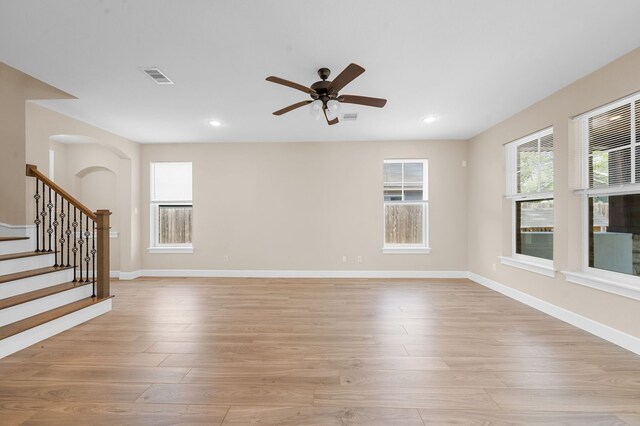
[273,100,312,116]
[323,108,339,125]
[266,76,316,95]
[327,63,365,94]
[339,95,387,108]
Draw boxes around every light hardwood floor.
[1,277,639,425]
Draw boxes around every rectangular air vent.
[141,67,174,85]
[342,112,358,121]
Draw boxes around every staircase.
[0,165,113,359]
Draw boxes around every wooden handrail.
[26,164,97,221]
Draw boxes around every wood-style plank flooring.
[1,277,639,425]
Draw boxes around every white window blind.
[585,98,639,189]
[151,162,193,201]
[507,128,554,197]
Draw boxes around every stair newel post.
[95,209,111,298]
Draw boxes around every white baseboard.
[116,269,467,280]
[116,270,142,280]
[0,298,112,359]
[467,272,640,356]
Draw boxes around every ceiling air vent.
[342,112,358,121]
[141,67,174,85]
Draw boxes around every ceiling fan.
[266,63,387,125]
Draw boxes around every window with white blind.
[383,159,429,253]
[149,162,193,253]
[577,94,640,279]
[503,128,554,273]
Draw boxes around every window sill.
[499,256,556,278]
[382,247,431,254]
[147,247,193,254]
[562,270,640,301]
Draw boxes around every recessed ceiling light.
[208,120,223,127]
[423,114,439,124]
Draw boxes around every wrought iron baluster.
[74,209,81,282]
[84,215,90,282]
[53,191,58,266]
[40,180,47,251]
[58,196,66,267]
[92,221,96,296]
[65,201,71,267]
[47,187,53,252]
[33,178,41,252]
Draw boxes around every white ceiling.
[1,0,639,143]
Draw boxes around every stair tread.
[0,281,91,310]
[0,237,29,242]
[0,266,73,284]
[0,251,54,262]
[0,296,112,340]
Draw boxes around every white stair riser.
[0,298,112,359]
[0,240,33,255]
[0,285,93,327]
[0,224,36,250]
[0,268,75,300]
[0,254,55,276]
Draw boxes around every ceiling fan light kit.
[266,63,387,126]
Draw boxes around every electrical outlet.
[342,255,347,263]
[492,263,497,271]
[357,256,363,263]
[462,160,467,167]
[224,255,229,262]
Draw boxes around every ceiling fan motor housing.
[311,68,337,102]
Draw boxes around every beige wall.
[467,48,640,338]
[0,62,71,225]
[141,140,468,272]
[25,103,142,273]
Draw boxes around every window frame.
[148,162,193,254]
[502,127,555,276]
[382,159,430,254]
[566,93,640,300]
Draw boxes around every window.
[579,94,640,278]
[383,159,429,253]
[149,162,193,252]
[503,128,554,273]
